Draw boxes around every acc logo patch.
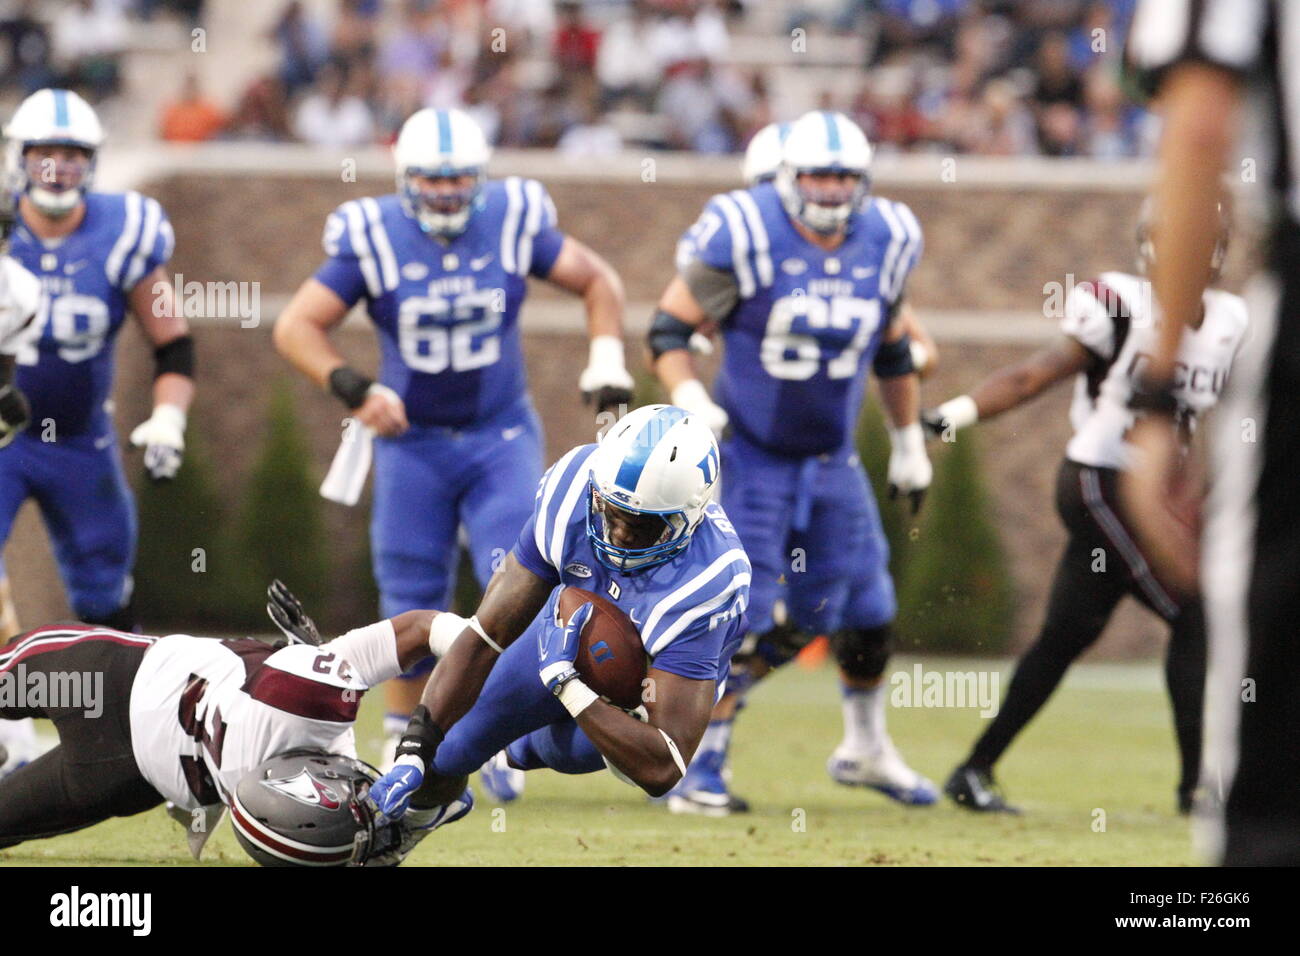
[260,769,343,811]
[564,562,593,578]
[401,261,429,281]
[781,258,807,275]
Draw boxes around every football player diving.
[927,197,1246,814]
[0,582,458,866]
[649,110,938,814]
[274,107,634,771]
[362,404,752,856]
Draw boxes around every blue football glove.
[537,600,593,693]
[365,756,424,823]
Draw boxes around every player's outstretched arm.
[544,237,634,414]
[273,278,407,435]
[922,337,1092,440]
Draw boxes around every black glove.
[920,407,947,440]
[266,579,324,646]
[0,384,30,450]
[583,384,634,416]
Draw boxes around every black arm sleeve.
[153,334,195,379]
[873,332,916,379]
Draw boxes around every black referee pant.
[964,458,1205,805]
[0,624,163,850]
[1202,219,1300,865]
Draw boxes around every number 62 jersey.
[679,181,923,457]
[313,178,564,429]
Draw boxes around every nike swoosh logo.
[64,260,89,274]
[470,254,494,270]
[501,425,525,441]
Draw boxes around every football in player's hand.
[557,586,647,709]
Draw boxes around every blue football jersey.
[680,183,923,457]
[10,191,174,439]
[512,444,751,685]
[314,178,566,428]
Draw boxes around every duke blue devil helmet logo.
[587,404,720,573]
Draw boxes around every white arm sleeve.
[328,620,402,689]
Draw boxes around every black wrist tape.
[328,366,373,410]
[154,334,195,380]
[1129,377,1179,417]
[394,705,445,766]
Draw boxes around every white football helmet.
[776,110,872,235]
[741,121,791,185]
[4,88,104,217]
[587,404,720,573]
[393,108,491,239]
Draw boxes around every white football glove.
[130,404,186,482]
[887,422,932,514]
[578,335,635,413]
[671,379,728,438]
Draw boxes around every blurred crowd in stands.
[1,0,1153,159]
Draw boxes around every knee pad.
[748,621,815,670]
[830,625,892,681]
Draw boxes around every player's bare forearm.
[389,609,441,672]
[1150,63,1241,377]
[968,339,1091,420]
[151,372,194,414]
[544,237,626,339]
[654,347,698,394]
[576,668,714,797]
[272,279,352,388]
[879,373,920,428]
[417,553,552,731]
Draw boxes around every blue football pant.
[720,432,896,644]
[371,400,543,678]
[0,432,135,620]
[431,610,606,778]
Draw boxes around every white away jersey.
[0,256,42,355]
[1060,271,1249,470]
[129,623,401,811]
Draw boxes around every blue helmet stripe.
[53,89,69,127]
[437,110,453,156]
[822,111,841,152]
[613,407,688,495]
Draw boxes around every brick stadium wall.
[8,171,1254,657]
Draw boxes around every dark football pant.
[966,459,1205,803]
[1202,222,1300,865]
[0,625,162,850]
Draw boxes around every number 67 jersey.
[681,181,923,457]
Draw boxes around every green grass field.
[0,656,1200,866]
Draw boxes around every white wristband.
[670,379,712,411]
[658,728,688,780]
[938,395,979,431]
[557,677,599,718]
[427,612,470,657]
[909,339,929,374]
[588,334,625,369]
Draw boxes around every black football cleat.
[944,763,1020,814]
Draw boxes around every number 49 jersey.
[9,191,174,440]
[680,182,923,457]
[314,178,565,428]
